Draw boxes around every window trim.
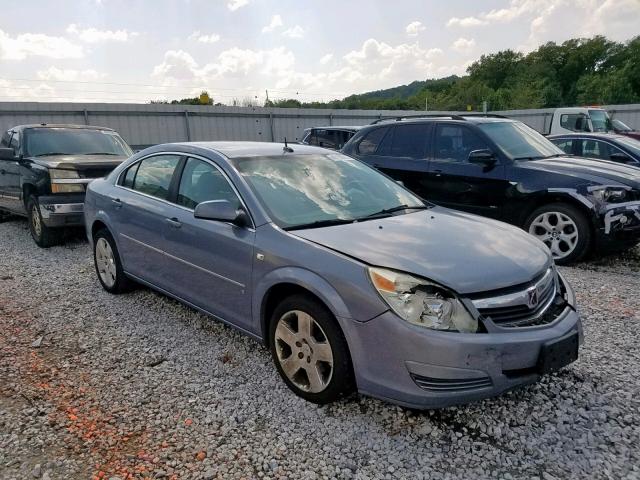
[116,151,255,229]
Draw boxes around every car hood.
[519,156,640,186]
[30,154,128,169]
[291,208,551,294]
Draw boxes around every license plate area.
[537,331,579,374]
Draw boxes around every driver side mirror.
[468,149,496,166]
[194,199,249,227]
[0,147,15,161]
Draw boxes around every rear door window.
[356,127,390,155]
[388,124,429,158]
[434,124,489,163]
[309,129,337,149]
[553,139,574,155]
[579,140,613,160]
[131,155,181,200]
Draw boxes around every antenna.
[283,137,293,153]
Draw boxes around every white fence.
[1,102,639,149]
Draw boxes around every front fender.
[253,266,354,340]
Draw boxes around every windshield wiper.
[33,152,71,157]
[361,204,429,219]
[283,218,356,231]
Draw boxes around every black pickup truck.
[0,124,132,247]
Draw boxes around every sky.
[0,0,638,105]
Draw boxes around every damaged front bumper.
[344,273,582,409]
[38,194,85,227]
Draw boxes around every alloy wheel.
[274,310,334,393]
[528,211,579,260]
[95,238,117,288]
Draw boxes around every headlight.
[368,267,477,333]
[49,169,79,179]
[590,186,628,203]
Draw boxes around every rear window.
[357,127,389,155]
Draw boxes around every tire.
[269,294,355,404]
[27,195,60,248]
[93,228,133,294]
[524,202,592,265]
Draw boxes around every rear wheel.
[27,195,60,248]
[93,228,133,293]
[525,203,591,265]
[269,294,355,404]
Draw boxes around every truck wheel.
[524,203,591,265]
[269,294,355,404]
[93,228,133,294]
[27,196,60,248]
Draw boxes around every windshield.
[589,109,613,132]
[612,119,634,132]
[233,153,426,229]
[25,128,133,157]
[614,136,640,157]
[478,121,564,160]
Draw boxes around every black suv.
[0,124,132,247]
[342,115,640,264]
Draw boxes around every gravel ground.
[1,217,639,480]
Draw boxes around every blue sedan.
[84,142,582,408]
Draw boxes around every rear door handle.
[111,198,122,209]
[166,217,182,229]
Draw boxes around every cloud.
[66,24,137,43]
[405,21,426,36]
[319,53,333,65]
[189,31,220,43]
[262,14,283,33]
[282,25,305,39]
[0,29,83,60]
[37,67,106,82]
[447,16,488,27]
[227,0,249,11]
[451,37,476,54]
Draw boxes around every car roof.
[153,141,332,159]
[308,125,362,131]
[548,132,627,141]
[11,124,116,132]
[367,115,516,126]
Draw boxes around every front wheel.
[93,228,133,293]
[27,196,60,248]
[269,294,355,404]
[524,203,592,265]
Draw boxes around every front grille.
[77,167,115,179]
[412,375,492,392]
[472,268,563,328]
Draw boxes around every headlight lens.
[49,169,79,179]
[368,267,477,333]
[590,186,628,203]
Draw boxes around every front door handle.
[111,198,122,209]
[166,217,182,229]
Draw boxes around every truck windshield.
[478,121,564,160]
[233,152,426,230]
[589,110,613,132]
[25,128,133,157]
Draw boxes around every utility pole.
[265,90,270,104]
[425,96,428,111]
[482,100,488,114]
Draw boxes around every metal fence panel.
[1,102,639,149]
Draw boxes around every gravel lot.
[1,217,639,480]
